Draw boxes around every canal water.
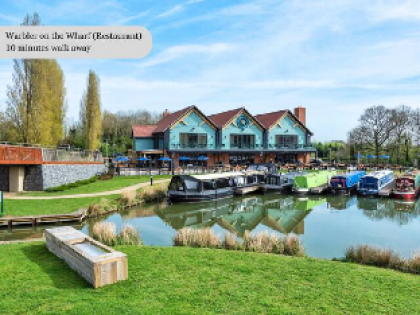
[2,194,420,259]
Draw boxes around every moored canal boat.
[393,170,420,200]
[357,170,394,196]
[261,171,307,193]
[167,172,245,202]
[292,170,337,194]
[329,171,366,195]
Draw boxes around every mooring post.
[150,174,153,186]
[0,191,3,217]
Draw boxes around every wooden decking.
[234,185,261,195]
[0,208,87,228]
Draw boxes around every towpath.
[4,179,171,200]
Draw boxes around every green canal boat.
[292,170,337,194]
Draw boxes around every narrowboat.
[393,170,420,200]
[357,170,394,196]
[261,171,307,192]
[292,170,337,194]
[329,171,366,195]
[243,163,277,184]
[167,172,245,202]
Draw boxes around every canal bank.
[1,243,419,314]
[2,193,420,260]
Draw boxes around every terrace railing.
[169,143,316,151]
[42,148,103,163]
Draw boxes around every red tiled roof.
[153,106,194,133]
[254,110,287,129]
[132,125,157,137]
[255,110,313,135]
[208,108,244,128]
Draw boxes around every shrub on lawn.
[344,245,420,275]
[137,184,167,203]
[92,222,142,246]
[174,228,305,257]
[243,231,305,257]
[45,176,97,192]
[93,222,118,245]
[119,189,139,207]
[345,245,401,268]
[119,225,143,245]
[87,198,116,216]
[174,228,221,248]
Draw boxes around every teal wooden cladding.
[222,114,263,149]
[134,138,154,151]
[169,111,216,149]
[132,106,313,152]
[267,114,306,147]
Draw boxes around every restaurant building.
[131,106,315,167]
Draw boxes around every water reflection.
[3,194,420,259]
[357,197,420,225]
[155,195,326,236]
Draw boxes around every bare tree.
[349,105,396,164]
[389,105,412,164]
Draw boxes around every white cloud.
[156,0,204,19]
[113,10,150,25]
[371,0,420,21]
[140,43,233,67]
[156,5,184,19]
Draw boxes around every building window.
[276,135,298,148]
[180,133,207,148]
[230,134,255,149]
[229,154,255,165]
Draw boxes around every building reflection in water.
[155,195,327,237]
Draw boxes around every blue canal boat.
[329,171,366,195]
[357,170,394,196]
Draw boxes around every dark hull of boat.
[168,189,234,203]
[330,185,357,195]
[260,184,292,193]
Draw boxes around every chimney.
[294,106,306,125]
[163,109,170,117]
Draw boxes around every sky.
[1,0,420,141]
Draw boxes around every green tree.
[80,71,102,150]
[5,13,66,146]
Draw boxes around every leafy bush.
[45,176,97,192]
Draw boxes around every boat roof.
[191,172,245,180]
[332,171,365,178]
[398,170,420,180]
[363,170,393,179]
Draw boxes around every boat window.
[203,181,216,190]
[169,178,184,191]
[184,180,199,191]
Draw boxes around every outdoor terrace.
[169,143,316,151]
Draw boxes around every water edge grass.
[174,228,305,257]
[92,222,142,246]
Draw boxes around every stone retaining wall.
[0,166,9,191]
[41,164,106,190]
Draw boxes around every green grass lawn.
[5,195,119,217]
[1,243,419,314]
[21,175,172,196]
